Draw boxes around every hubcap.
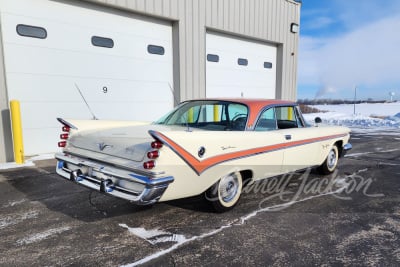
[219,174,239,202]
[327,149,337,169]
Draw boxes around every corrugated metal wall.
[83,0,300,101]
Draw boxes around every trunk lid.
[66,124,178,162]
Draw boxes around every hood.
[66,124,180,162]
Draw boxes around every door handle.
[285,134,292,140]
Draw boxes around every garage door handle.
[285,134,292,140]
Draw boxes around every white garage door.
[206,32,277,99]
[0,0,173,155]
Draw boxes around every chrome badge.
[97,142,113,151]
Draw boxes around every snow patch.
[119,224,186,245]
[0,210,39,230]
[0,153,54,170]
[2,199,26,208]
[304,103,400,132]
[16,226,71,245]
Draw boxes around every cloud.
[302,16,335,31]
[315,85,337,99]
[298,15,400,98]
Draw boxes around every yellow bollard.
[213,105,219,122]
[188,108,194,123]
[10,100,24,163]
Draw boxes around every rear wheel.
[206,172,243,212]
[317,145,339,174]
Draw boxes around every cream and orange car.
[55,99,352,212]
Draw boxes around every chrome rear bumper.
[55,153,174,205]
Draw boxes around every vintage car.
[55,99,352,212]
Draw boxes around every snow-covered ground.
[303,102,400,133]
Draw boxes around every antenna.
[167,83,191,132]
[167,83,181,107]
[74,83,98,120]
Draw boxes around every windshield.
[155,100,249,131]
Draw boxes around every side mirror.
[314,117,322,124]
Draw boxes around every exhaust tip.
[100,179,114,193]
[70,169,82,182]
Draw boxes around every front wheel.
[317,145,339,174]
[205,172,243,212]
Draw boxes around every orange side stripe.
[149,131,347,175]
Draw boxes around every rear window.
[155,100,248,131]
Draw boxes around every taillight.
[62,126,70,132]
[58,124,70,148]
[58,141,67,148]
[147,150,159,159]
[144,139,163,169]
[151,140,163,149]
[143,160,155,169]
[60,133,69,140]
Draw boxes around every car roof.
[186,98,294,106]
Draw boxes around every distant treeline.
[297,99,390,105]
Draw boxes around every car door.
[252,107,285,178]
[274,106,321,172]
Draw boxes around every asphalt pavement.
[0,131,399,266]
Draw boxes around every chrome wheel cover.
[327,148,337,169]
[219,173,239,203]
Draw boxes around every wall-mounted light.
[290,23,299,33]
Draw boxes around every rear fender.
[56,117,150,133]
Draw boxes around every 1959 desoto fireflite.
[55,99,352,212]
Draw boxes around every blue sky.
[298,0,400,100]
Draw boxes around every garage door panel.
[207,85,275,99]
[6,74,172,104]
[207,68,275,84]
[1,0,173,156]
[4,45,171,81]
[206,32,277,99]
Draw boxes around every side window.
[197,104,224,123]
[276,106,298,129]
[227,104,248,130]
[255,108,276,131]
[227,104,247,119]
